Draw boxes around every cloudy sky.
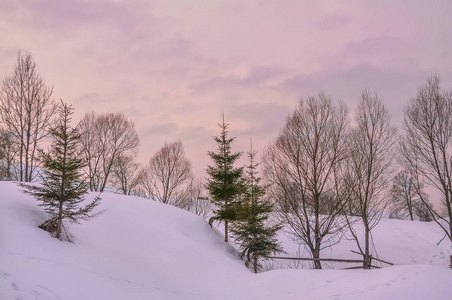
[1,0,452,177]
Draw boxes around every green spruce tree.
[231,140,284,273]
[206,116,243,243]
[21,100,100,241]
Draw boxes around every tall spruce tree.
[206,116,243,243]
[21,100,100,241]
[231,140,284,273]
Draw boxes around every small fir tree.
[206,116,243,243]
[21,100,101,241]
[231,140,284,273]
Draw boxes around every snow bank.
[1,181,451,299]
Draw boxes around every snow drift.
[1,181,451,299]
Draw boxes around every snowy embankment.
[1,181,451,299]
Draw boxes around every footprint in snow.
[1,271,11,278]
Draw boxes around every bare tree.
[176,176,213,219]
[0,127,18,180]
[77,112,102,191]
[400,74,452,242]
[389,169,432,221]
[390,171,418,220]
[139,140,193,205]
[138,164,156,200]
[186,198,213,219]
[344,90,396,269]
[0,51,56,182]
[413,199,433,222]
[78,112,140,192]
[110,153,141,195]
[263,92,349,269]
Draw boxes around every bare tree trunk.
[224,219,229,243]
[57,201,63,240]
[408,203,414,221]
[446,190,452,240]
[313,199,322,269]
[24,120,30,181]
[313,238,322,269]
[19,138,24,181]
[253,256,258,273]
[363,225,371,269]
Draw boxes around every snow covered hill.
[1,181,451,299]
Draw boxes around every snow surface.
[1,181,451,299]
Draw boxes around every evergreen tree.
[231,141,284,273]
[21,100,101,241]
[206,116,243,243]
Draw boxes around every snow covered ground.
[1,181,451,299]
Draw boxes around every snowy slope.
[1,181,451,299]
[276,216,452,271]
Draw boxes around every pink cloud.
[1,0,452,178]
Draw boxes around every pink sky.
[1,0,452,178]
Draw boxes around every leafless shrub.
[176,176,213,219]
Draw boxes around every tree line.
[262,76,452,269]
[0,52,204,210]
[1,51,451,271]
[0,52,207,241]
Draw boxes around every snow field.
[1,181,451,299]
